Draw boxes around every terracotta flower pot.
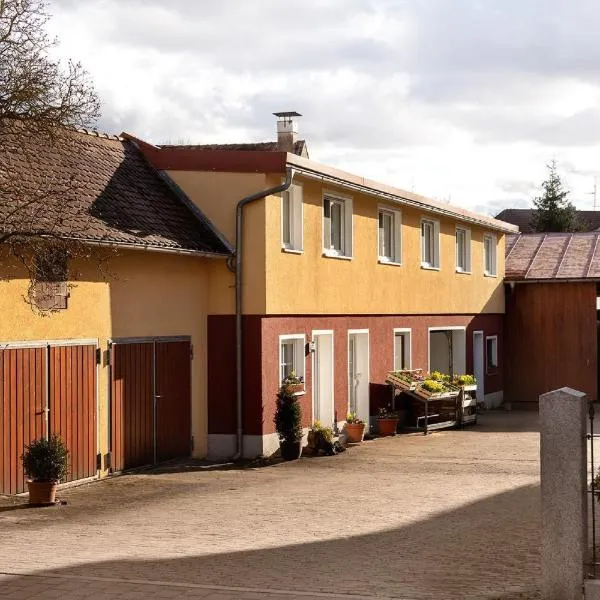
[280,441,302,461]
[27,480,58,505]
[345,422,366,443]
[378,418,399,436]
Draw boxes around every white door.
[348,331,369,423]
[473,331,484,405]
[313,332,334,428]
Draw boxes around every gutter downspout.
[232,167,294,460]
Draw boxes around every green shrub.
[274,384,302,443]
[22,435,69,482]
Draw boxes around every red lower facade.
[207,314,504,456]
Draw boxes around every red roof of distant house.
[505,233,600,281]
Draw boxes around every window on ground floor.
[486,335,498,373]
[393,329,411,370]
[279,334,306,384]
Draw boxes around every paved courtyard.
[0,411,541,599]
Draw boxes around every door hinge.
[96,348,101,365]
[96,453,102,470]
[191,436,194,451]
[190,344,194,360]
[105,452,112,470]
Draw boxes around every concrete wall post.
[540,387,588,600]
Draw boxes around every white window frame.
[484,233,497,277]
[377,206,402,265]
[455,226,471,274]
[421,217,440,269]
[279,334,306,388]
[281,183,303,253]
[393,328,412,371]
[486,335,498,373]
[323,192,353,259]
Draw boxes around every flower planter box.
[385,369,423,392]
[285,383,305,394]
[413,387,460,401]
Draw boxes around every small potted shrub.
[377,405,399,436]
[22,435,69,505]
[274,382,303,460]
[344,412,366,443]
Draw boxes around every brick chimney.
[274,111,302,153]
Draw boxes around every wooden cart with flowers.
[385,370,478,434]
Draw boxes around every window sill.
[484,272,498,278]
[322,252,353,261]
[282,247,303,255]
[293,391,306,397]
[456,269,472,275]
[378,259,402,267]
[421,264,440,271]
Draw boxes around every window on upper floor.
[378,207,402,264]
[393,329,411,370]
[279,334,305,385]
[421,218,440,269]
[33,246,69,311]
[456,227,471,273]
[484,233,497,276]
[323,194,353,258]
[281,183,303,252]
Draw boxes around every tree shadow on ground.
[1,484,541,600]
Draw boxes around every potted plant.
[282,371,304,395]
[307,421,336,455]
[344,412,366,443]
[21,434,69,505]
[274,382,303,460]
[377,405,399,436]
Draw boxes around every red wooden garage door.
[111,339,191,471]
[0,343,97,495]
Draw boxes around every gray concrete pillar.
[540,387,588,600]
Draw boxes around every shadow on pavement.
[1,483,541,600]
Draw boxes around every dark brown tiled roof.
[496,208,600,233]
[0,127,230,255]
[160,139,308,157]
[505,233,600,280]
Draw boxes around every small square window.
[378,208,402,264]
[486,336,498,372]
[33,248,68,311]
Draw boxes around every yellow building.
[131,114,518,459]
[0,129,229,494]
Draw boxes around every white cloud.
[46,0,600,215]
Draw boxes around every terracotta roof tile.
[0,127,229,255]
[505,232,600,280]
[496,208,600,232]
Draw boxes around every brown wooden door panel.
[0,348,46,495]
[156,341,191,462]
[49,345,97,482]
[110,342,154,471]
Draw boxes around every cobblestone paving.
[0,411,541,599]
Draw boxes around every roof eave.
[286,155,518,234]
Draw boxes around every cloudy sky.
[48,0,600,216]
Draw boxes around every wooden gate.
[0,342,97,495]
[110,338,191,471]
